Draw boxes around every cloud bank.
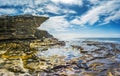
[0,0,120,38]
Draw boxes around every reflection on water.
[37,43,81,60]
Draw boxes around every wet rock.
[39,72,48,76]
[71,45,84,50]
[83,41,101,45]
[56,41,65,46]
[51,65,68,70]
[107,71,114,76]
[4,58,27,73]
[113,68,120,76]
[25,61,51,72]
[73,66,80,71]
[59,71,68,76]
[0,58,5,64]
[80,50,88,53]
[0,50,6,55]
[81,63,89,69]
[71,44,99,54]
[89,62,104,71]
[76,60,89,69]
[0,69,15,76]
[81,72,98,76]
[18,73,32,76]
[30,38,64,48]
[79,54,94,62]
[8,65,26,73]
[62,67,75,75]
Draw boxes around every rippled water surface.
[37,44,81,60]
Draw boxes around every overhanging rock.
[0,15,52,40]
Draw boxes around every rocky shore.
[1,40,119,76]
[0,15,120,76]
[70,41,120,76]
[0,15,65,76]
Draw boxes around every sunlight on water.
[37,45,81,60]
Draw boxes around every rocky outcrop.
[0,14,66,75]
[0,15,53,40]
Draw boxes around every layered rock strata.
[0,15,52,41]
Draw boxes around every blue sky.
[0,0,120,40]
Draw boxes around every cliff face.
[0,15,53,40]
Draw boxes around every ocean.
[75,38,120,43]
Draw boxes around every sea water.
[37,38,120,60]
[75,38,120,43]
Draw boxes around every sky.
[0,0,120,40]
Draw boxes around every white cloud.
[45,4,61,14]
[0,0,32,6]
[36,8,44,13]
[88,0,106,5]
[71,0,120,26]
[53,33,81,40]
[53,33,120,40]
[63,9,76,14]
[24,8,36,14]
[70,17,83,26]
[39,16,70,32]
[51,0,83,6]
[0,0,77,16]
[34,0,49,5]
[0,8,17,15]
[104,10,120,24]
[40,3,77,15]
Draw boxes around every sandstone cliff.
[0,15,53,41]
